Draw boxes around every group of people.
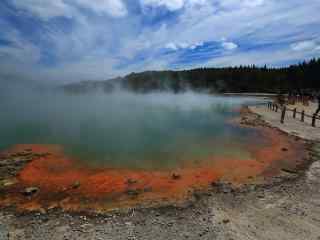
[277,90,320,116]
[287,91,316,106]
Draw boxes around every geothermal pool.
[0,92,264,169]
[0,92,306,212]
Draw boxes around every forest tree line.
[63,58,320,94]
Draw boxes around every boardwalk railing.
[267,102,320,127]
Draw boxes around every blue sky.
[0,0,320,82]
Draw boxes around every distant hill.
[62,58,320,94]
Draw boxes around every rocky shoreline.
[0,150,49,184]
[1,107,320,239]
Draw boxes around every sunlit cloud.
[221,41,238,51]
[165,41,204,51]
[291,40,320,52]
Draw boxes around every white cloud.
[165,41,204,50]
[221,41,238,50]
[142,0,184,11]
[74,0,127,17]
[219,0,265,9]
[140,0,207,11]
[0,26,41,64]
[12,0,71,20]
[291,40,320,52]
[190,42,204,49]
[11,0,127,19]
[242,0,264,7]
[165,42,179,50]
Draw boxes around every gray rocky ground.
[1,105,320,240]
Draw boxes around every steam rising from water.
[0,85,264,170]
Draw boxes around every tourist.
[315,93,320,115]
[288,91,295,105]
[302,90,310,106]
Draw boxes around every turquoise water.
[0,91,264,170]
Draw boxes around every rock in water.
[22,187,39,196]
[172,173,181,180]
[72,181,81,189]
[126,178,138,185]
[126,189,141,196]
